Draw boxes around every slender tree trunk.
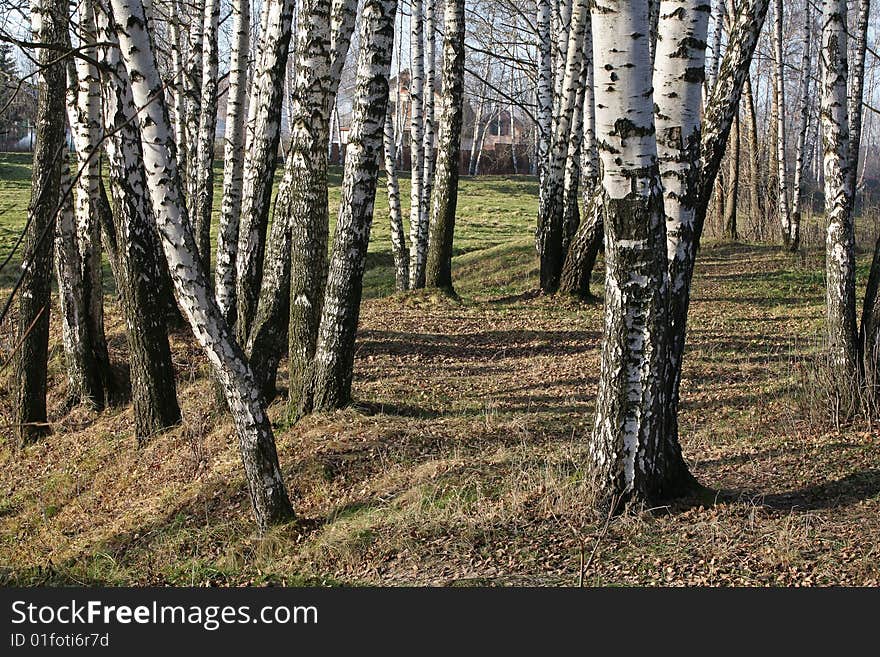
[216,0,250,327]
[790,3,812,251]
[467,76,486,175]
[235,0,295,342]
[408,0,427,288]
[425,0,465,292]
[535,0,552,193]
[724,112,740,240]
[169,0,187,163]
[421,0,436,248]
[192,0,220,272]
[820,0,857,377]
[384,108,409,291]
[15,0,67,444]
[562,16,592,252]
[245,0,358,401]
[109,0,294,531]
[184,0,205,214]
[306,0,398,411]
[559,192,602,299]
[537,0,589,294]
[95,2,182,441]
[743,74,764,232]
[772,0,791,246]
[590,0,674,503]
[55,153,102,412]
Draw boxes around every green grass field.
[2,153,880,586]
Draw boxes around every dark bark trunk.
[724,112,739,240]
[559,190,602,300]
[15,0,68,444]
[425,0,465,293]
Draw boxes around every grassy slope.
[1,153,879,586]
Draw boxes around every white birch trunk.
[216,0,251,326]
[772,0,791,245]
[421,0,437,248]
[109,0,295,530]
[408,0,427,288]
[790,3,812,250]
[384,107,409,290]
[820,0,858,375]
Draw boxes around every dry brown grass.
[1,240,880,586]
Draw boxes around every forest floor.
[1,152,880,586]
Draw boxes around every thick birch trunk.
[184,0,205,213]
[95,2,182,441]
[535,0,552,191]
[109,0,294,530]
[307,0,397,411]
[589,0,673,503]
[425,0,465,292]
[15,0,68,444]
[820,0,858,376]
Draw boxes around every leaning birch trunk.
[421,0,437,245]
[94,1,182,441]
[235,0,295,342]
[62,3,114,408]
[589,0,676,503]
[790,4,812,251]
[15,0,68,444]
[408,0,427,288]
[192,0,220,271]
[561,15,592,252]
[425,0,465,292]
[384,108,409,291]
[216,0,251,327]
[772,0,791,246]
[559,193,602,299]
[819,0,858,378]
[307,0,398,412]
[245,0,358,402]
[536,0,589,294]
[653,0,711,490]
[109,0,294,531]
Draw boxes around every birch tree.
[15,0,68,443]
[192,0,221,270]
[536,0,589,294]
[216,0,251,327]
[771,0,791,246]
[235,0,295,342]
[589,0,675,501]
[790,4,812,251]
[408,0,427,288]
[304,0,398,412]
[245,0,358,402]
[108,0,294,530]
[819,0,858,376]
[94,1,182,440]
[421,0,437,250]
[183,0,205,209]
[59,2,114,408]
[425,0,465,292]
[384,107,409,290]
